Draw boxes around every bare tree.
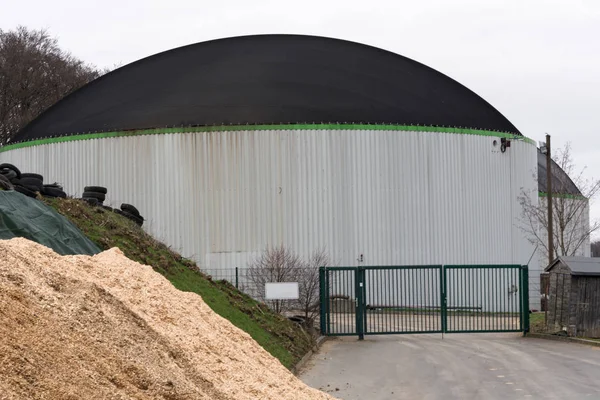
[0,26,106,144]
[246,245,332,327]
[519,143,600,262]
[296,247,330,329]
[246,245,304,313]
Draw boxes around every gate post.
[440,265,447,333]
[521,265,530,335]
[356,267,365,340]
[319,267,327,335]
[519,265,524,331]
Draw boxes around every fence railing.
[199,267,259,298]
[199,267,319,312]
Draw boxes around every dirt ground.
[0,238,334,400]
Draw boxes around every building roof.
[11,34,521,143]
[545,256,600,276]
[537,150,582,195]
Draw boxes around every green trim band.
[0,123,535,153]
[538,191,588,200]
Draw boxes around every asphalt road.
[299,334,600,400]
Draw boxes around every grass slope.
[44,198,314,369]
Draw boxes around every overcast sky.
[3,0,600,229]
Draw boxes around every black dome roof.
[537,150,582,195]
[12,34,521,143]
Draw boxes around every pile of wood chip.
[0,238,334,399]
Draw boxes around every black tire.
[44,183,63,190]
[82,191,105,201]
[14,185,37,198]
[82,197,99,206]
[0,163,21,179]
[101,205,113,211]
[41,187,67,198]
[114,209,125,216]
[84,186,107,194]
[120,203,140,217]
[20,177,43,190]
[0,169,17,180]
[122,211,144,226]
[21,173,43,182]
[23,184,41,193]
[288,316,305,325]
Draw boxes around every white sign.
[265,282,299,300]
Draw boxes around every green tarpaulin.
[0,190,101,255]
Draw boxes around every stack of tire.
[0,163,18,190]
[81,186,107,206]
[115,203,144,227]
[0,163,67,199]
[15,173,45,198]
[41,182,67,199]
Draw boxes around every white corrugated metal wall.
[0,128,538,301]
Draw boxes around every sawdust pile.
[0,238,334,400]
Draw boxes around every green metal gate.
[319,265,529,339]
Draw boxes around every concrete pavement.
[299,333,600,399]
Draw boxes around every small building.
[545,256,600,337]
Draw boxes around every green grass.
[529,312,546,333]
[44,197,314,369]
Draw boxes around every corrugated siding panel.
[1,129,538,274]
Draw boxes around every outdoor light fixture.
[500,137,511,153]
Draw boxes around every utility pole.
[546,134,554,265]
[541,133,554,323]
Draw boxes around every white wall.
[0,128,539,302]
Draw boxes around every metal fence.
[200,267,263,301]
[199,267,318,312]
[320,265,530,339]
